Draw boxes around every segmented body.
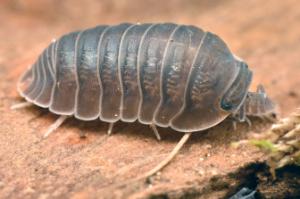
[18,23,252,132]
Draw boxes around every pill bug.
[14,23,276,177]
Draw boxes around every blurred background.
[0,0,299,115]
[0,1,299,198]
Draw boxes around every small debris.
[240,109,300,177]
[288,90,298,98]
[229,187,256,199]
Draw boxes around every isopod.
[14,23,276,178]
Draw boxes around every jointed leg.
[231,117,252,130]
[232,120,237,131]
[10,102,32,110]
[43,115,68,138]
[107,122,115,135]
[149,124,161,141]
[245,117,252,128]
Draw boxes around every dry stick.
[140,132,192,179]
[114,153,168,177]
[95,133,193,189]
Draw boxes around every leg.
[231,117,251,130]
[149,124,161,141]
[245,117,252,128]
[43,115,68,138]
[107,122,115,135]
[10,102,32,110]
[232,120,237,131]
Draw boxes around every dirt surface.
[0,0,299,198]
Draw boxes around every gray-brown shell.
[18,23,252,132]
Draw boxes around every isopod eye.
[221,101,233,111]
[220,62,252,113]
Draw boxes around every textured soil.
[0,0,299,198]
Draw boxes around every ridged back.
[18,23,249,132]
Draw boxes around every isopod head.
[169,33,253,132]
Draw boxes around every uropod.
[13,23,276,178]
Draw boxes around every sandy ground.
[0,0,299,198]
